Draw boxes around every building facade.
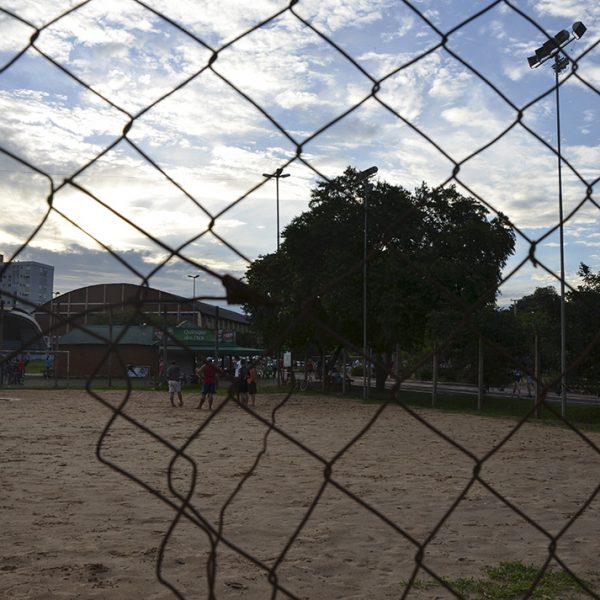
[33,283,252,338]
[0,255,54,312]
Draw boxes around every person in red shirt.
[247,361,257,407]
[196,357,218,410]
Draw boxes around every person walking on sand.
[511,368,522,398]
[238,359,249,407]
[197,357,218,410]
[247,360,257,407]
[158,358,166,388]
[167,360,183,407]
[233,355,242,402]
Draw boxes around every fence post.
[395,342,400,400]
[0,300,4,387]
[342,349,347,394]
[477,336,484,411]
[108,308,113,387]
[367,348,372,399]
[54,302,60,388]
[162,307,167,373]
[534,333,542,419]
[432,341,438,407]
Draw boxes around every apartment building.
[0,254,54,312]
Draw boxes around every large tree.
[245,168,515,387]
[566,263,600,388]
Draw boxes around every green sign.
[172,328,215,343]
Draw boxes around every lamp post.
[262,168,290,251]
[263,168,290,386]
[188,274,199,327]
[527,21,586,418]
[357,166,378,400]
[51,291,60,351]
[187,274,199,299]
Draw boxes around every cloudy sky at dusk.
[0,0,598,309]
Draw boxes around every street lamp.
[51,291,60,351]
[262,167,291,251]
[527,21,586,418]
[357,166,378,400]
[187,274,199,299]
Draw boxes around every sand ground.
[2,388,600,599]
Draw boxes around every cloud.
[1,0,598,307]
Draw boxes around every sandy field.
[2,388,600,599]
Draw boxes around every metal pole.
[276,174,280,251]
[534,332,542,419]
[395,342,400,401]
[526,25,587,416]
[363,188,368,401]
[0,300,4,387]
[263,168,290,251]
[53,301,59,388]
[342,349,347,395]
[555,62,567,418]
[188,274,199,301]
[355,166,377,400]
[162,307,168,369]
[107,307,113,387]
[477,336,484,411]
[214,306,219,361]
[432,341,438,407]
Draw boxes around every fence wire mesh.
[1,1,600,598]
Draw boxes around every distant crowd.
[0,352,30,385]
[160,355,259,410]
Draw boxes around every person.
[238,359,249,407]
[17,356,25,384]
[233,355,242,401]
[306,358,315,381]
[511,368,522,398]
[526,373,535,398]
[197,357,218,410]
[166,360,183,407]
[157,358,166,387]
[247,360,257,407]
[44,353,54,379]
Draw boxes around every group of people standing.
[0,353,29,385]
[165,356,258,409]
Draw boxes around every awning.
[165,344,264,355]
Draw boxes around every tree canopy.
[245,167,516,360]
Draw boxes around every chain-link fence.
[1,1,600,598]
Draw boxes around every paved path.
[352,377,600,406]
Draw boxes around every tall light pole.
[51,291,60,351]
[262,167,290,250]
[357,166,378,400]
[527,21,586,418]
[187,274,199,299]
[188,274,199,327]
[263,167,291,388]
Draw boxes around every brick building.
[34,283,251,336]
[32,283,260,379]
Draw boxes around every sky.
[0,0,598,311]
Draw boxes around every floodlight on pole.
[527,22,586,69]
[356,165,378,401]
[526,21,586,418]
[262,167,291,251]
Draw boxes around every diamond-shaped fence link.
[1,1,599,598]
